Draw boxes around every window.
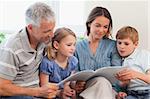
[0,0,86,37]
[0,0,51,32]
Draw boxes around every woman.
[74,6,122,99]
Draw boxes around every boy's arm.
[137,69,150,84]
[116,69,150,84]
[126,69,150,84]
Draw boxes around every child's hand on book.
[74,81,86,93]
[116,68,140,81]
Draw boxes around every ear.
[53,41,59,50]
[105,31,110,38]
[88,23,91,27]
[27,24,33,31]
[134,41,138,48]
[27,24,32,30]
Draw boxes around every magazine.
[58,66,126,85]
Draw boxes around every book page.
[58,66,125,85]
[92,66,124,84]
[58,70,95,85]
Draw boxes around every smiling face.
[117,38,138,58]
[89,16,110,40]
[54,35,76,57]
[28,19,55,45]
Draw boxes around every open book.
[58,66,125,85]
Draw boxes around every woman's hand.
[74,81,86,94]
[61,84,76,99]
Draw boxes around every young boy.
[116,26,150,99]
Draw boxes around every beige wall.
[148,1,150,51]
[1,0,149,51]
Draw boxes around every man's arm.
[0,77,58,98]
[0,77,39,96]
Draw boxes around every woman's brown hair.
[86,6,113,38]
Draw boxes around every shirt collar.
[19,27,45,53]
[124,48,139,60]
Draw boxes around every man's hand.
[37,83,58,99]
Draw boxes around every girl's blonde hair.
[47,27,76,60]
[116,26,139,44]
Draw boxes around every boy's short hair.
[116,26,139,44]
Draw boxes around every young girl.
[40,27,78,99]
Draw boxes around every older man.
[0,2,58,99]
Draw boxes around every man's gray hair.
[25,2,55,27]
